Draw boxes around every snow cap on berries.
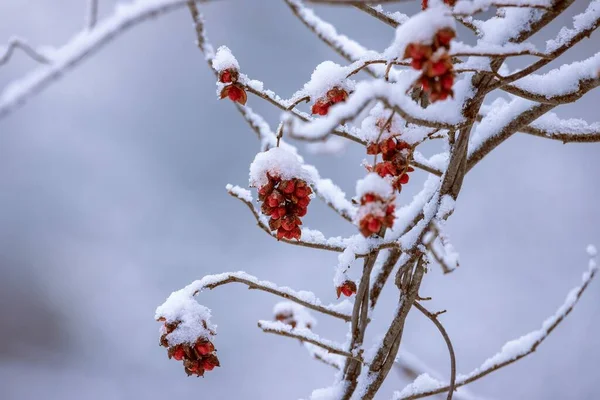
[356,173,394,201]
[383,8,455,60]
[212,46,240,72]
[249,147,315,188]
[155,289,217,347]
[300,61,355,101]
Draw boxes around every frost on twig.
[395,248,598,399]
[0,0,212,120]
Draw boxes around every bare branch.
[258,320,358,359]
[412,302,457,400]
[0,37,50,66]
[0,0,212,121]
[395,255,598,399]
[86,0,99,30]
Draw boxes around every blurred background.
[0,1,598,399]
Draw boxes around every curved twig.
[413,302,456,400]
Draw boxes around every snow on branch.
[289,79,466,143]
[453,0,553,16]
[258,320,358,360]
[0,0,212,121]
[394,247,598,400]
[499,52,600,104]
[352,4,407,28]
[226,184,398,255]
[520,113,600,143]
[285,0,383,78]
[158,271,353,322]
[396,351,479,400]
[0,37,51,66]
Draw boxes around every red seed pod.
[219,69,238,84]
[327,87,349,104]
[220,84,247,105]
[159,317,219,377]
[195,340,215,356]
[311,99,331,116]
[336,280,357,298]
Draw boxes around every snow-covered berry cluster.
[311,87,349,116]
[367,135,415,192]
[258,173,312,240]
[159,318,220,377]
[404,28,456,102]
[355,173,396,237]
[218,68,247,105]
[213,46,247,105]
[336,280,357,298]
[250,148,315,241]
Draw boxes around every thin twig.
[413,302,456,400]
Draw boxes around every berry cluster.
[336,280,357,298]
[218,68,247,105]
[258,173,312,240]
[159,319,220,377]
[356,192,396,237]
[367,136,415,192]
[311,87,349,116]
[404,28,456,102]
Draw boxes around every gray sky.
[0,1,599,399]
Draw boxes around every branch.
[285,0,379,79]
[258,320,358,359]
[395,251,598,399]
[86,0,99,30]
[496,52,600,104]
[193,271,352,321]
[452,0,553,17]
[0,0,211,121]
[226,185,399,255]
[520,114,600,143]
[412,302,456,400]
[352,4,405,29]
[486,3,599,91]
[0,37,51,66]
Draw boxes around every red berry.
[441,74,454,91]
[311,99,331,116]
[281,180,296,194]
[297,196,310,208]
[430,60,448,77]
[195,340,214,356]
[172,346,185,361]
[336,280,357,298]
[368,218,382,233]
[327,87,348,104]
[227,85,246,103]
[220,70,233,83]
